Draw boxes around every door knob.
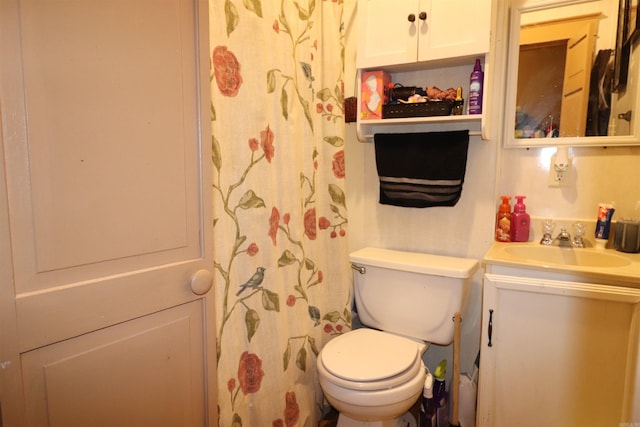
[407,13,416,22]
[190,269,213,295]
[419,12,427,20]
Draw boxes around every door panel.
[22,302,205,427]
[559,29,594,137]
[0,0,215,424]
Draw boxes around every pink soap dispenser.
[511,195,531,242]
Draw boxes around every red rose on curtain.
[303,208,317,240]
[284,392,300,427]
[269,207,280,246]
[332,150,345,178]
[237,351,265,395]
[212,46,243,97]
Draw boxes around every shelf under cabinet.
[356,114,484,142]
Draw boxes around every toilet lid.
[321,329,420,383]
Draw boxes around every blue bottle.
[468,59,484,115]
[433,360,449,427]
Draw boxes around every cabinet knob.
[419,11,427,20]
[407,13,416,22]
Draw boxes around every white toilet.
[317,247,478,427]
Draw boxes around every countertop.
[483,242,640,287]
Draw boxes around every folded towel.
[374,130,469,208]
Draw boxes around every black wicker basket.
[382,100,454,119]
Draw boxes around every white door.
[0,0,216,426]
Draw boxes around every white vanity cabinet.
[477,266,640,427]
[356,0,492,69]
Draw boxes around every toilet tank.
[350,247,478,345]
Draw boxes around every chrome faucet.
[540,220,586,248]
[553,228,572,247]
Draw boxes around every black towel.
[374,130,469,208]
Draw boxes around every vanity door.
[477,273,640,427]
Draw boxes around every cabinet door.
[357,0,491,69]
[419,0,491,62]
[477,273,640,427]
[357,0,420,68]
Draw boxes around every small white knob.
[190,269,213,295]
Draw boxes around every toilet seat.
[319,329,423,391]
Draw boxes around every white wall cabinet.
[356,0,492,69]
[477,268,640,427]
[355,0,494,141]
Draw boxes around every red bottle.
[511,195,531,242]
[495,196,511,242]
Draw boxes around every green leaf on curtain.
[266,69,277,93]
[304,258,315,270]
[308,336,319,356]
[308,306,321,326]
[344,308,352,325]
[323,136,344,147]
[212,136,222,171]
[335,84,343,103]
[241,0,263,17]
[296,346,307,371]
[211,102,216,121]
[280,87,289,120]
[328,184,346,208]
[224,0,239,36]
[283,342,292,370]
[323,311,341,323]
[278,250,297,266]
[262,289,280,312]
[237,190,266,209]
[231,413,242,427]
[245,309,260,342]
[300,96,313,131]
[317,88,331,102]
[293,1,309,20]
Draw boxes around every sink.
[503,245,632,268]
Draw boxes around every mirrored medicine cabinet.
[504,0,640,147]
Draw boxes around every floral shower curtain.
[209,0,351,425]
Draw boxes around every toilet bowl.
[317,328,427,427]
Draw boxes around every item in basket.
[389,84,426,103]
[426,86,457,101]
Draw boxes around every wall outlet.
[548,154,572,187]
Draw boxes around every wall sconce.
[549,146,572,186]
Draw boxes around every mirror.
[505,0,640,147]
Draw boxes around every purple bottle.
[468,58,484,115]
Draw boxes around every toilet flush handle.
[351,263,366,274]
